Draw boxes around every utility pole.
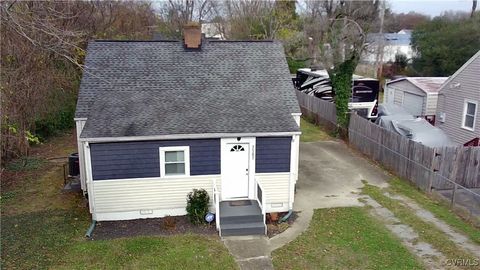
[375,0,386,79]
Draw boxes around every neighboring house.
[363,30,413,63]
[436,50,480,146]
[74,25,301,236]
[201,22,225,40]
[384,77,448,123]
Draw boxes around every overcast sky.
[389,0,473,16]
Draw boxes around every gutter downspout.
[85,220,96,238]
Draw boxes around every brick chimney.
[183,22,202,49]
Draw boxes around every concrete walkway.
[223,236,273,270]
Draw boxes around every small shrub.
[162,215,177,230]
[186,189,210,225]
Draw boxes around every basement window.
[462,100,477,131]
[159,146,190,177]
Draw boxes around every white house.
[74,25,301,236]
[363,30,414,63]
[201,22,225,40]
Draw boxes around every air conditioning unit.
[439,112,446,123]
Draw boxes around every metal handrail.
[212,179,221,231]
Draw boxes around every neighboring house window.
[462,100,478,131]
[159,146,190,177]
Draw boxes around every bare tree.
[300,0,380,129]
[157,0,216,38]
[1,1,156,164]
[213,0,284,40]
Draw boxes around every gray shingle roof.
[76,40,300,138]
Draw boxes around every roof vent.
[183,22,202,49]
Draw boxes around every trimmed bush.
[186,189,210,225]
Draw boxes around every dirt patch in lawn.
[1,130,76,192]
[267,211,298,238]
[92,216,217,240]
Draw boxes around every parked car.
[376,104,456,148]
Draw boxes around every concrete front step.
[219,200,266,236]
[221,214,264,225]
[220,222,266,236]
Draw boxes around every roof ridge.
[92,39,275,43]
[93,39,179,43]
[209,40,274,43]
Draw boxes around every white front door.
[222,142,250,199]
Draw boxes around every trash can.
[68,153,80,176]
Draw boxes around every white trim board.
[80,131,301,143]
[438,50,480,94]
[94,207,188,221]
[91,174,220,183]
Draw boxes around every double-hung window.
[159,146,190,177]
[462,100,478,131]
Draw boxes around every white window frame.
[461,99,478,131]
[159,146,190,178]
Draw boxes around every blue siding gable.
[256,137,291,173]
[90,139,220,180]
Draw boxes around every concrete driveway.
[269,140,390,250]
[294,140,390,211]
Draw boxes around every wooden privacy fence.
[348,113,480,190]
[295,90,337,125]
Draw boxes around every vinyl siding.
[92,175,220,214]
[256,172,291,212]
[256,137,291,173]
[425,93,439,116]
[393,87,404,105]
[436,54,480,144]
[90,139,220,180]
[256,173,290,204]
[388,80,427,115]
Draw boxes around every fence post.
[450,183,457,207]
[426,149,436,193]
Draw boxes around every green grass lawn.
[300,117,332,142]
[1,131,237,270]
[2,209,236,270]
[362,183,478,260]
[272,207,423,270]
[387,177,480,244]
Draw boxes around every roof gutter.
[79,131,302,143]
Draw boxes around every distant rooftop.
[367,29,412,46]
[388,77,448,93]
